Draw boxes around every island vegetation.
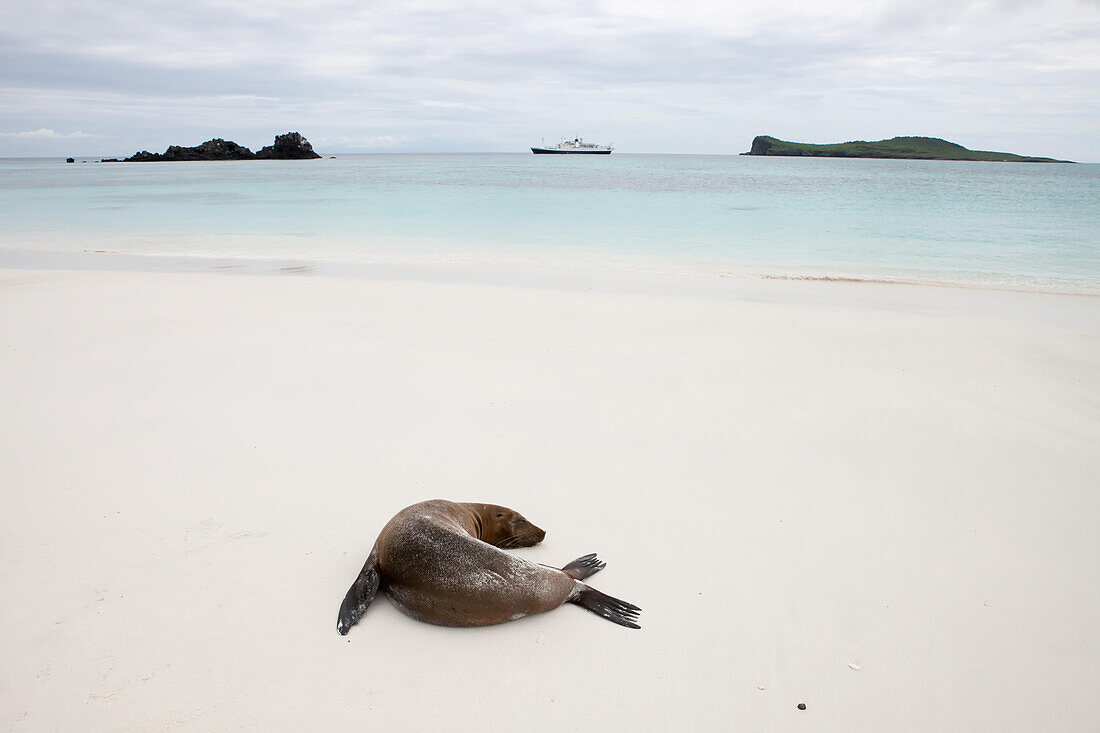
[118,132,321,162]
[742,135,1071,163]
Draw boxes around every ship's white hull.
[531,136,613,154]
[531,147,612,154]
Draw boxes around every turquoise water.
[1,154,1098,291]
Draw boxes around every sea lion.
[337,499,640,633]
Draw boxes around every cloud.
[418,100,484,112]
[314,134,406,149]
[0,127,98,139]
[0,0,1097,158]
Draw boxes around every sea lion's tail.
[569,584,641,629]
[337,548,381,635]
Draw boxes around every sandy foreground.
[1,263,1099,732]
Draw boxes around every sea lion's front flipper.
[561,553,606,580]
[569,584,641,629]
[337,549,381,635]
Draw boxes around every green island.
[742,135,1072,163]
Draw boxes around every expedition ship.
[531,137,613,154]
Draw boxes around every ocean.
[1,153,1097,292]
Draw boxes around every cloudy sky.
[1,0,1097,159]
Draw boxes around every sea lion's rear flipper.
[561,553,606,580]
[337,550,381,635]
[569,584,641,629]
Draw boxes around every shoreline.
[3,246,1100,302]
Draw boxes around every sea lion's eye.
[495,513,504,518]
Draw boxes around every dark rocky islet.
[119,132,321,162]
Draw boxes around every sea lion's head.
[470,503,546,548]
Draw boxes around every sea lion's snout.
[513,523,545,547]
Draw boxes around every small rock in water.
[797,703,807,710]
[848,663,861,671]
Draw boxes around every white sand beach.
[2,263,1099,731]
